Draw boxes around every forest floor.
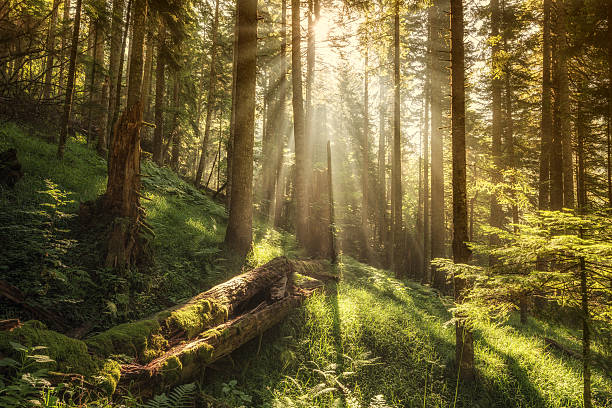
[1,122,611,407]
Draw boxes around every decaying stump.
[0,148,23,187]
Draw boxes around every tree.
[153,26,166,165]
[450,0,474,382]
[292,0,309,248]
[224,0,258,257]
[539,0,552,210]
[42,0,61,101]
[195,0,220,186]
[391,0,402,277]
[57,0,83,158]
[107,0,126,144]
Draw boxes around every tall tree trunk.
[153,28,165,165]
[550,32,564,210]
[362,50,371,261]
[142,31,154,126]
[170,73,181,172]
[450,0,474,382]
[227,5,239,209]
[539,0,552,210]
[92,18,107,154]
[392,0,403,277]
[273,0,289,227]
[423,29,430,281]
[223,0,257,257]
[377,72,388,257]
[102,0,147,269]
[430,0,446,288]
[576,84,587,209]
[59,0,71,91]
[557,0,574,209]
[195,0,220,186]
[292,0,309,247]
[107,0,126,143]
[608,1,612,208]
[57,0,82,159]
[43,0,61,100]
[490,0,503,251]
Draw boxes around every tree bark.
[391,0,403,277]
[450,0,474,382]
[170,73,180,172]
[292,0,309,248]
[550,33,564,210]
[107,0,128,145]
[423,22,430,281]
[58,0,71,92]
[153,28,165,165]
[224,0,257,257]
[42,0,61,100]
[57,0,82,159]
[539,0,552,210]
[608,1,612,208]
[430,0,446,288]
[227,4,239,209]
[377,72,388,259]
[490,0,503,254]
[195,0,220,186]
[557,0,574,209]
[362,50,371,262]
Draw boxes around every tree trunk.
[377,72,388,259]
[42,0,61,100]
[153,28,165,165]
[550,34,564,210]
[362,50,371,262]
[292,0,309,248]
[107,0,128,145]
[490,0,503,253]
[102,0,147,269]
[539,0,552,210]
[92,19,108,155]
[557,0,574,209]
[58,0,71,92]
[170,73,180,172]
[450,0,474,382]
[224,0,257,257]
[195,0,220,186]
[430,0,446,288]
[423,24,430,281]
[57,0,82,159]
[227,4,239,209]
[608,1,612,208]
[391,0,403,277]
[273,0,289,228]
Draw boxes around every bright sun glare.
[313,15,331,39]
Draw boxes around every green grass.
[2,122,611,407]
[201,258,612,408]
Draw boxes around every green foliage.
[138,382,196,408]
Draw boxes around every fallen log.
[0,257,330,396]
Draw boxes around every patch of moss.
[160,355,183,384]
[166,299,228,339]
[0,320,98,375]
[95,359,121,396]
[86,318,161,358]
[142,333,168,363]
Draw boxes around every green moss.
[160,355,183,384]
[142,333,168,363]
[95,359,121,396]
[0,320,98,375]
[86,318,161,358]
[166,299,228,339]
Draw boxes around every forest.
[0,0,611,406]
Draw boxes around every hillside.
[1,123,611,407]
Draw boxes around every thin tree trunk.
[362,50,371,261]
[273,0,288,227]
[490,0,503,253]
[430,0,446,288]
[107,0,127,143]
[450,0,474,382]
[423,35,430,282]
[170,73,180,172]
[550,33,564,210]
[608,1,612,208]
[43,0,61,100]
[227,4,239,209]
[327,140,336,264]
[392,0,403,277]
[59,0,71,91]
[195,0,220,186]
[377,72,388,257]
[57,0,83,159]
[539,0,552,210]
[153,28,165,165]
[223,0,257,257]
[557,0,574,209]
[292,0,308,248]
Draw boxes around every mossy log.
[0,257,331,396]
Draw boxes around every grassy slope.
[1,123,611,407]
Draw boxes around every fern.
[139,383,196,408]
